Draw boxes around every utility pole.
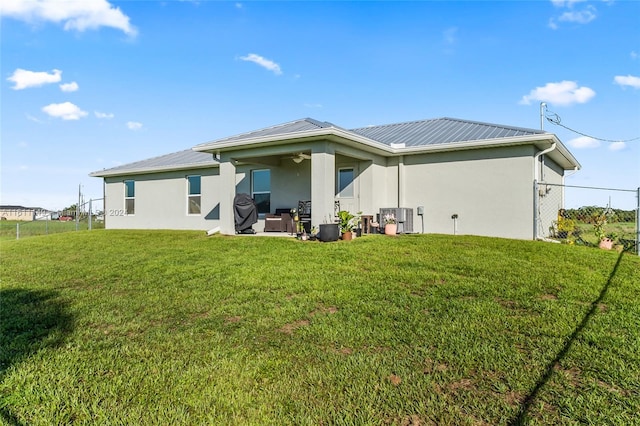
[540,102,547,130]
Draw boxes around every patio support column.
[311,143,335,226]
[398,155,404,208]
[219,155,236,235]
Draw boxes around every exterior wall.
[104,168,220,230]
[100,143,556,240]
[0,208,36,221]
[537,155,566,238]
[401,146,536,239]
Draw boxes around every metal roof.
[193,118,338,148]
[350,117,545,147]
[89,149,217,177]
[90,117,575,177]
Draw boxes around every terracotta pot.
[342,231,353,241]
[384,224,397,235]
[599,238,613,250]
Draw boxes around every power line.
[544,111,640,143]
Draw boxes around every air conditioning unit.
[379,208,414,234]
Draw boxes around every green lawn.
[0,219,104,241]
[1,231,639,425]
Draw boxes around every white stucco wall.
[104,168,220,230]
[400,145,539,239]
[100,143,566,240]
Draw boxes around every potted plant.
[337,210,356,241]
[383,213,397,235]
[599,232,617,250]
[555,217,575,240]
[592,213,612,249]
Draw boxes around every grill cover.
[233,193,258,233]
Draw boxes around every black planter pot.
[318,223,339,242]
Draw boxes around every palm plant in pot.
[337,210,357,241]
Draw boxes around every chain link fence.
[535,181,639,254]
[1,198,104,240]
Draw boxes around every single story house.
[0,205,51,221]
[89,117,580,239]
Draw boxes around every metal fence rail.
[535,181,639,255]
[2,198,105,240]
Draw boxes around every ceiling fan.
[283,152,311,163]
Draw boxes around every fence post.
[16,223,19,240]
[636,187,639,256]
[89,199,92,231]
[533,180,539,240]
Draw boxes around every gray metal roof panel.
[90,149,217,176]
[194,118,336,147]
[90,117,555,178]
[349,117,545,147]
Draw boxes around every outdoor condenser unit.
[379,208,414,234]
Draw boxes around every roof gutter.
[89,161,218,178]
[534,142,556,182]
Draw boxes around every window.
[187,175,201,215]
[124,180,135,215]
[251,169,270,214]
[337,168,354,197]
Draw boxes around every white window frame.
[187,175,201,215]
[337,167,355,198]
[124,180,135,216]
[251,169,271,216]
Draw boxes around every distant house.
[89,117,580,239]
[1,205,38,221]
[0,206,57,221]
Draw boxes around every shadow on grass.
[0,289,74,426]
[509,251,625,425]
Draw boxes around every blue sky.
[2,0,639,210]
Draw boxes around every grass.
[1,231,639,425]
[0,219,104,241]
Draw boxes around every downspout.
[564,166,578,180]
[534,142,556,182]
[562,166,578,211]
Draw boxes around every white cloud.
[613,75,640,89]
[550,0,587,7]
[443,27,458,45]
[95,111,114,119]
[568,136,600,149]
[609,141,626,151]
[519,81,596,106]
[127,121,143,130]
[42,102,88,120]
[59,81,79,92]
[26,113,45,124]
[0,0,137,36]
[558,6,596,24]
[239,53,282,75]
[7,68,62,90]
[548,1,596,29]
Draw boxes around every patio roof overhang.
[192,127,580,171]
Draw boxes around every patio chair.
[297,200,311,232]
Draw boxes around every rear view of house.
[90,117,580,239]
